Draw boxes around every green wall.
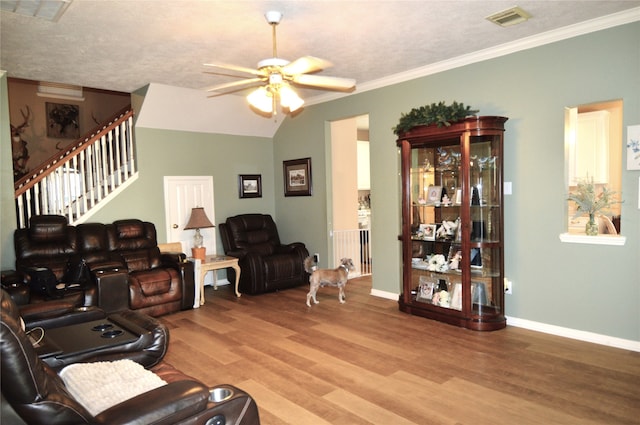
[1,23,638,342]
[273,22,640,341]
[86,127,276,249]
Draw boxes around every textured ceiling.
[1,1,639,97]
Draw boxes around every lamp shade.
[184,207,214,230]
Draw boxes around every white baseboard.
[368,290,639,352]
[370,288,399,301]
[506,316,640,352]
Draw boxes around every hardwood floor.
[160,277,640,425]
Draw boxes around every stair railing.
[14,106,135,228]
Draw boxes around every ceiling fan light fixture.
[279,86,304,112]
[247,87,273,113]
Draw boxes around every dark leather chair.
[13,215,99,309]
[1,289,168,371]
[12,215,195,318]
[219,214,309,294]
[0,310,261,425]
[106,219,194,317]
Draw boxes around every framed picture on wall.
[283,157,312,196]
[46,102,80,139]
[238,174,262,198]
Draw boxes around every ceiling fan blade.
[282,56,333,76]
[204,78,265,92]
[203,62,265,77]
[292,74,356,91]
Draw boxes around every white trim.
[559,233,626,246]
[507,316,640,352]
[370,288,399,301]
[368,291,639,352]
[305,7,640,106]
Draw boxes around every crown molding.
[305,7,640,107]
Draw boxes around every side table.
[195,255,241,305]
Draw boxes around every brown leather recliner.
[0,310,261,425]
[106,219,194,317]
[13,215,100,309]
[12,215,195,317]
[0,289,168,371]
[219,214,309,295]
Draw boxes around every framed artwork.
[283,157,312,196]
[46,102,80,139]
[238,174,262,198]
[627,124,640,170]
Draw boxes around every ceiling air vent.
[486,6,531,27]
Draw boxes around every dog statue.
[304,257,355,307]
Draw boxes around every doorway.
[329,115,372,277]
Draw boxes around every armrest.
[160,251,187,265]
[176,260,195,311]
[94,380,209,425]
[24,306,106,330]
[94,269,129,313]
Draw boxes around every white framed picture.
[427,185,442,204]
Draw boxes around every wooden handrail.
[14,106,133,197]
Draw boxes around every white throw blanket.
[59,359,167,416]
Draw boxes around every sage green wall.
[86,127,276,249]
[274,23,640,341]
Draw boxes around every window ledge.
[559,233,626,246]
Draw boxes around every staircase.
[14,106,137,228]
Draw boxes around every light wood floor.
[160,276,640,425]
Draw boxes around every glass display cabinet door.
[408,143,464,312]
[468,135,504,324]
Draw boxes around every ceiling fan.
[203,11,356,115]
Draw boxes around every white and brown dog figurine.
[304,256,355,307]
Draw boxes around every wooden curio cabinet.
[397,116,508,331]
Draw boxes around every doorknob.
[172,224,178,229]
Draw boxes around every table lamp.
[184,207,215,261]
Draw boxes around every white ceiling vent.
[486,6,531,27]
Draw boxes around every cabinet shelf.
[398,116,507,331]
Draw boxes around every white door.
[163,176,216,253]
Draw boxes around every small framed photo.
[418,276,435,301]
[419,223,437,241]
[470,248,482,268]
[426,185,442,204]
[284,157,312,196]
[454,188,462,205]
[239,174,262,198]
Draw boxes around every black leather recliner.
[0,308,261,425]
[0,289,168,371]
[219,214,309,295]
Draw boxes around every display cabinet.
[397,116,507,331]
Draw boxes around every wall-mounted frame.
[283,157,312,196]
[238,174,262,198]
[46,102,80,139]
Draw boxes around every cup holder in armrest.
[91,323,113,331]
[101,329,124,338]
[209,387,233,402]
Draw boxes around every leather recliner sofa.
[0,288,168,371]
[219,214,309,295]
[12,215,194,317]
[0,309,261,425]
